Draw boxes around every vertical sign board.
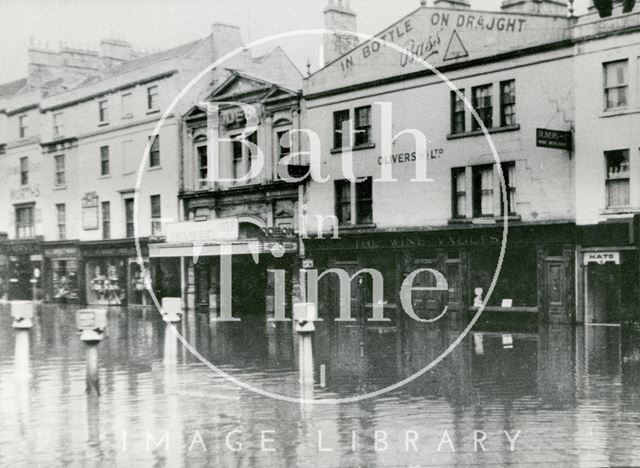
[536,128,572,151]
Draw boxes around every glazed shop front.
[80,239,150,306]
[304,223,576,323]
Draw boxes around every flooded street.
[0,304,640,467]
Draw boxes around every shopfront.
[43,242,81,303]
[577,219,640,324]
[0,239,44,301]
[305,223,576,323]
[81,239,149,306]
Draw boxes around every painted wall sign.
[583,251,620,266]
[536,128,572,150]
[377,148,444,166]
[165,218,240,243]
[82,192,99,231]
[310,7,567,96]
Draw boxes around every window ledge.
[451,215,521,225]
[148,165,162,172]
[146,109,160,116]
[121,114,133,120]
[97,122,109,127]
[447,124,520,140]
[338,223,377,231]
[600,207,640,216]
[98,174,111,179]
[600,107,640,118]
[53,185,67,191]
[330,142,376,154]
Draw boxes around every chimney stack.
[323,0,358,65]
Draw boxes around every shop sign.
[536,128,572,150]
[82,192,99,230]
[165,218,239,243]
[376,148,444,166]
[44,247,78,257]
[583,251,620,266]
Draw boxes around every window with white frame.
[56,203,66,240]
[54,154,65,187]
[472,165,494,217]
[500,80,516,127]
[603,60,628,110]
[451,167,467,218]
[18,115,27,139]
[15,204,34,239]
[450,90,465,135]
[20,157,28,185]
[150,194,162,236]
[197,144,208,188]
[354,105,372,146]
[147,85,158,111]
[98,100,109,123]
[335,177,373,225]
[149,135,160,167]
[53,112,63,137]
[605,149,630,208]
[472,85,493,130]
[500,161,517,216]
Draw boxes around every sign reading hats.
[583,251,620,266]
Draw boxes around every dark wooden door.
[545,259,567,323]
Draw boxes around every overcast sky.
[0,0,589,84]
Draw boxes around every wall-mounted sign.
[377,148,444,166]
[536,128,572,150]
[11,185,40,201]
[165,218,239,243]
[82,192,99,230]
[583,251,620,266]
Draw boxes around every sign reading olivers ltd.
[164,218,240,243]
[377,148,444,166]
[536,128,572,151]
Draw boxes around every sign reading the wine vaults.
[536,128,572,150]
[82,192,99,231]
[307,7,569,95]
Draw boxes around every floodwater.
[1,303,640,467]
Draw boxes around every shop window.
[102,201,111,240]
[56,203,66,240]
[19,115,27,138]
[603,60,628,110]
[333,109,350,149]
[54,154,65,186]
[87,259,126,305]
[472,84,493,130]
[197,144,208,187]
[147,85,159,111]
[472,165,494,217]
[149,135,160,167]
[451,167,467,218]
[15,204,34,239]
[150,194,162,236]
[500,162,517,216]
[20,156,28,185]
[51,259,78,301]
[450,90,465,134]
[53,112,63,137]
[125,198,134,238]
[335,177,373,225]
[100,146,110,176]
[500,80,516,127]
[98,99,108,123]
[605,149,630,208]
[354,106,371,146]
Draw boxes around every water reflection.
[0,303,640,466]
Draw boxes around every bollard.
[76,309,107,395]
[12,301,34,378]
[294,302,316,386]
[161,298,182,366]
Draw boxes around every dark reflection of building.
[0,237,43,300]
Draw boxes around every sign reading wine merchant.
[536,128,572,150]
[81,192,99,230]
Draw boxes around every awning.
[149,240,298,258]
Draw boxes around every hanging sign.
[536,128,572,150]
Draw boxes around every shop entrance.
[584,250,638,324]
[8,255,41,300]
[545,258,567,323]
[232,254,267,316]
